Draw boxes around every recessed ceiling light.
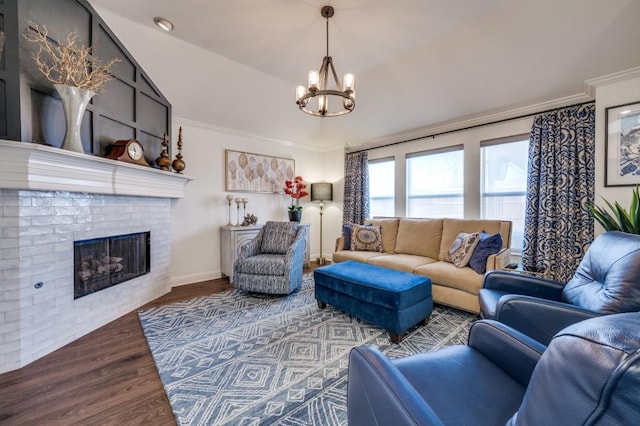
[153,17,174,32]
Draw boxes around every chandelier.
[295,6,355,117]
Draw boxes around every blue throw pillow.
[342,224,352,250]
[469,231,503,274]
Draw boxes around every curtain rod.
[347,100,595,154]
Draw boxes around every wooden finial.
[172,126,186,174]
[155,132,172,171]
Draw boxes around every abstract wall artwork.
[225,149,295,193]
[605,101,640,186]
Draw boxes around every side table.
[502,263,548,278]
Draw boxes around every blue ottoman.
[314,261,432,343]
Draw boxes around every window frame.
[368,156,396,218]
[405,145,464,218]
[480,134,529,254]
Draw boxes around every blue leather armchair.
[347,312,640,426]
[233,221,306,295]
[479,231,640,345]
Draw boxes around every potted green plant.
[587,185,640,234]
[283,176,308,222]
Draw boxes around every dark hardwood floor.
[0,268,322,425]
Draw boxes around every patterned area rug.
[139,275,476,426]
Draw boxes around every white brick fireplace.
[0,140,192,373]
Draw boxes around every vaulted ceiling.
[88,0,640,149]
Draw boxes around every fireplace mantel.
[0,140,193,198]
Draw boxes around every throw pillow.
[448,232,480,267]
[342,224,352,251]
[468,231,503,274]
[260,221,299,254]
[351,224,383,252]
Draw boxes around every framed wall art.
[225,149,295,193]
[605,101,640,186]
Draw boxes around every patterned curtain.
[343,151,370,224]
[522,103,595,282]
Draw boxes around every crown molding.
[349,92,593,152]
[584,67,640,97]
[173,117,344,153]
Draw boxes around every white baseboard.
[171,270,223,287]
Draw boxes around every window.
[368,158,395,217]
[481,138,529,253]
[406,147,463,218]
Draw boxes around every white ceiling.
[88,0,640,149]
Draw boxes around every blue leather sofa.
[479,230,640,345]
[347,312,640,425]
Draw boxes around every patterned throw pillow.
[448,232,481,267]
[469,231,503,274]
[342,224,352,251]
[350,224,383,252]
[260,221,299,254]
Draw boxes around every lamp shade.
[311,182,333,202]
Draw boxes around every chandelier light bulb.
[308,71,319,90]
[319,95,327,114]
[343,73,355,92]
[296,85,306,102]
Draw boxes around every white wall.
[169,119,344,285]
[366,117,533,219]
[593,75,640,234]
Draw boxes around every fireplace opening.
[74,232,150,299]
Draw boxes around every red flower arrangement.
[284,176,309,211]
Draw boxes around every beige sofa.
[333,218,512,313]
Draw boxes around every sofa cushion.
[365,218,400,253]
[439,219,505,261]
[414,261,484,295]
[449,232,480,267]
[235,253,286,275]
[368,254,437,273]
[469,232,503,274]
[260,221,299,254]
[351,224,383,252]
[334,251,391,264]
[395,218,443,259]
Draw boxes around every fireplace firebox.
[74,232,150,299]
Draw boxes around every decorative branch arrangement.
[23,21,119,92]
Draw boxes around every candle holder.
[242,198,248,218]
[226,194,234,226]
[235,198,242,226]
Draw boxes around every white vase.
[54,84,95,153]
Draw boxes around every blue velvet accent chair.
[233,221,305,295]
[479,231,640,345]
[347,312,640,426]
